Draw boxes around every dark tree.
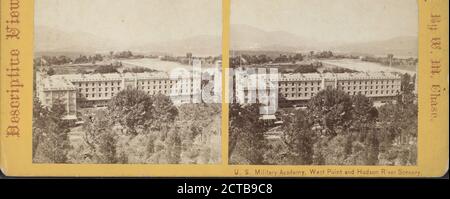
[32,98,49,158]
[280,110,314,164]
[149,94,178,131]
[108,89,178,135]
[83,109,118,163]
[94,65,119,74]
[108,89,154,135]
[33,99,71,163]
[307,89,353,136]
[47,68,56,76]
[229,103,268,164]
[352,93,378,134]
[164,127,182,164]
[122,67,157,73]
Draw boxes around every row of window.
[284,93,315,98]
[279,85,400,93]
[279,81,321,87]
[351,90,398,95]
[338,80,398,85]
[282,87,321,92]
[140,85,173,90]
[74,81,194,88]
[83,93,117,98]
[279,79,399,87]
[79,87,122,93]
[283,90,398,98]
[138,80,180,85]
[81,89,192,99]
[77,87,195,99]
[338,85,400,90]
[74,81,122,87]
[141,87,193,92]
[85,94,109,98]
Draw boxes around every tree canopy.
[230,87,417,166]
[229,103,269,164]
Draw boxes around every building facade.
[279,72,402,102]
[37,69,402,120]
[37,72,198,119]
[36,71,78,120]
[238,72,402,104]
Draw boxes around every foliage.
[32,98,72,163]
[293,64,320,73]
[279,110,315,164]
[112,103,220,164]
[34,54,104,66]
[93,64,119,74]
[238,88,417,166]
[230,53,305,67]
[65,89,220,164]
[80,109,119,163]
[229,103,269,164]
[76,68,89,74]
[108,89,155,135]
[122,67,156,73]
[376,98,417,165]
[322,67,358,73]
[74,54,103,64]
[149,94,179,131]
[313,51,334,59]
[351,93,378,132]
[176,103,221,164]
[46,68,56,76]
[307,89,353,136]
[113,51,134,59]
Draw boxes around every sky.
[231,0,418,43]
[35,0,222,47]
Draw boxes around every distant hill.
[230,24,417,57]
[35,26,118,54]
[231,24,317,51]
[230,50,299,59]
[134,35,221,56]
[332,36,418,57]
[35,26,221,56]
[36,25,417,57]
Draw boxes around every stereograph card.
[0,0,448,177]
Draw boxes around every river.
[321,59,417,76]
[119,58,193,73]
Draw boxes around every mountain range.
[230,24,317,51]
[230,24,417,57]
[35,25,417,57]
[35,26,221,56]
[35,26,117,54]
[330,36,418,57]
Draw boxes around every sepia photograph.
[0,0,448,183]
[32,0,222,164]
[228,0,418,166]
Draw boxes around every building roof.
[280,73,324,81]
[42,71,401,91]
[43,72,194,90]
[42,76,76,91]
[50,71,194,83]
[334,72,400,80]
